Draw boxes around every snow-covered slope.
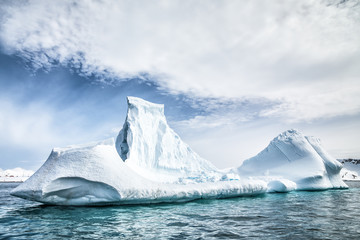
[11,97,266,205]
[236,130,347,190]
[0,168,34,182]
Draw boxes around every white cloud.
[0,0,359,121]
[0,99,55,148]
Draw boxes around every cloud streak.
[0,0,359,122]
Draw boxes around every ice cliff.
[235,129,347,191]
[11,98,347,206]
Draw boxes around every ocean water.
[1,183,360,239]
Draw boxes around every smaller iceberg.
[235,129,347,191]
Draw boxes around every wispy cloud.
[1,0,359,122]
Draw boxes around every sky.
[0,0,359,170]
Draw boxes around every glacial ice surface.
[11,98,347,206]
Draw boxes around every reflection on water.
[1,183,360,239]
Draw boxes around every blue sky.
[0,0,359,170]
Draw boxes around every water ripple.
[1,183,360,239]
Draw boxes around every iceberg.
[11,97,347,206]
[11,97,266,206]
[235,129,348,191]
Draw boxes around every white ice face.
[11,98,347,206]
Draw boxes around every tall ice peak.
[116,97,217,175]
[127,96,164,116]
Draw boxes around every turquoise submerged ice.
[11,97,346,206]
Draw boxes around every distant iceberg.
[0,168,34,182]
[11,97,347,206]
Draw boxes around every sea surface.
[1,182,360,240]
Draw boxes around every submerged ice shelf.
[11,97,347,206]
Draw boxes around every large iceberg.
[11,97,347,205]
[11,97,266,205]
[235,129,347,191]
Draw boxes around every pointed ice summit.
[235,129,347,191]
[10,97,266,205]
